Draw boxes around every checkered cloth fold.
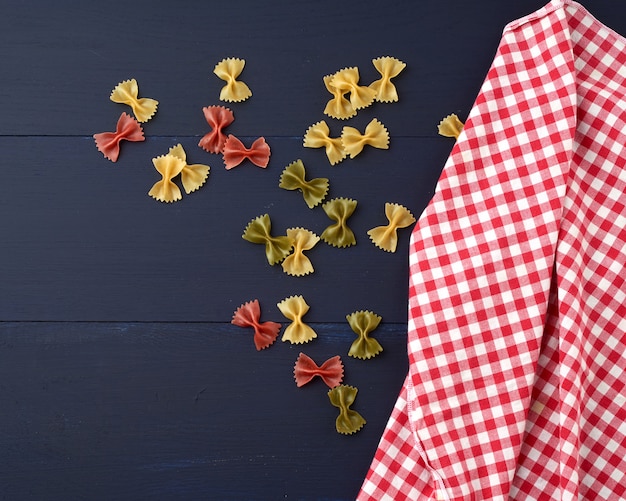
[359,1,626,499]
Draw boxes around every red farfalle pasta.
[198,105,235,153]
[93,112,144,162]
[222,135,271,169]
[293,353,344,388]
[231,299,282,351]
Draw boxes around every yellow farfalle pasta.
[328,385,366,435]
[213,57,252,102]
[346,310,383,360]
[110,79,158,123]
[340,118,389,159]
[323,74,356,120]
[438,113,465,139]
[167,144,210,194]
[320,197,357,248]
[369,56,406,103]
[148,154,186,203]
[303,120,347,166]
[242,214,293,265]
[282,228,320,277]
[277,295,317,344]
[329,67,376,110]
[367,203,416,252]
[278,159,329,209]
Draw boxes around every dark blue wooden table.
[1,1,622,499]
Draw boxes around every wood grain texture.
[2,0,625,499]
[0,322,407,501]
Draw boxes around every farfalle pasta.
[277,295,317,344]
[329,67,376,111]
[320,197,358,248]
[242,214,293,265]
[110,79,158,123]
[282,228,319,277]
[93,112,144,162]
[367,202,416,252]
[148,154,186,203]
[369,56,406,103]
[198,105,234,153]
[222,135,270,169]
[167,144,210,194]
[294,353,344,388]
[303,121,347,166]
[323,74,356,120]
[278,159,329,209]
[340,118,389,159]
[328,385,366,435]
[438,113,465,139]
[213,57,252,102]
[346,310,383,360]
[231,299,282,351]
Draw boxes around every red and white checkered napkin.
[359,1,626,499]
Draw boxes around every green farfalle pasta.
[242,214,293,265]
[367,202,416,253]
[278,159,329,209]
[282,228,320,276]
[320,197,357,248]
[346,310,383,359]
[277,295,317,344]
[328,385,366,435]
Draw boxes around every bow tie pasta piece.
[278,159,329,209]
[367,203,416,252]
[282,228,320,277]
[231,299,282,351]
[369,56,406,103]
[93,112,144,162]
[213,57,252,103]
[148,154,186,203]
[223,135,271,169]
[167,143,210,194]
[438,113,465,139]
[346,310,383,360]
[303,121,347,166]
[323,74,356,120]
[328,385,366,435]
[277,295,317,344]
[110,79,158,123]
[294,353,344,388]
[340,118,389,159]
[321,197,358,248]
[329,67,377,111]
[198,105,234,153]
[242,214,293,265]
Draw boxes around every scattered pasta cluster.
[303,56,405,165]
[92,54,454,436]
[231,297,377,434]
[93,78,158,161]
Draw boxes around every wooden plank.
[0,136,451,322]
[0,322,408,500]
[0,1,553,137]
